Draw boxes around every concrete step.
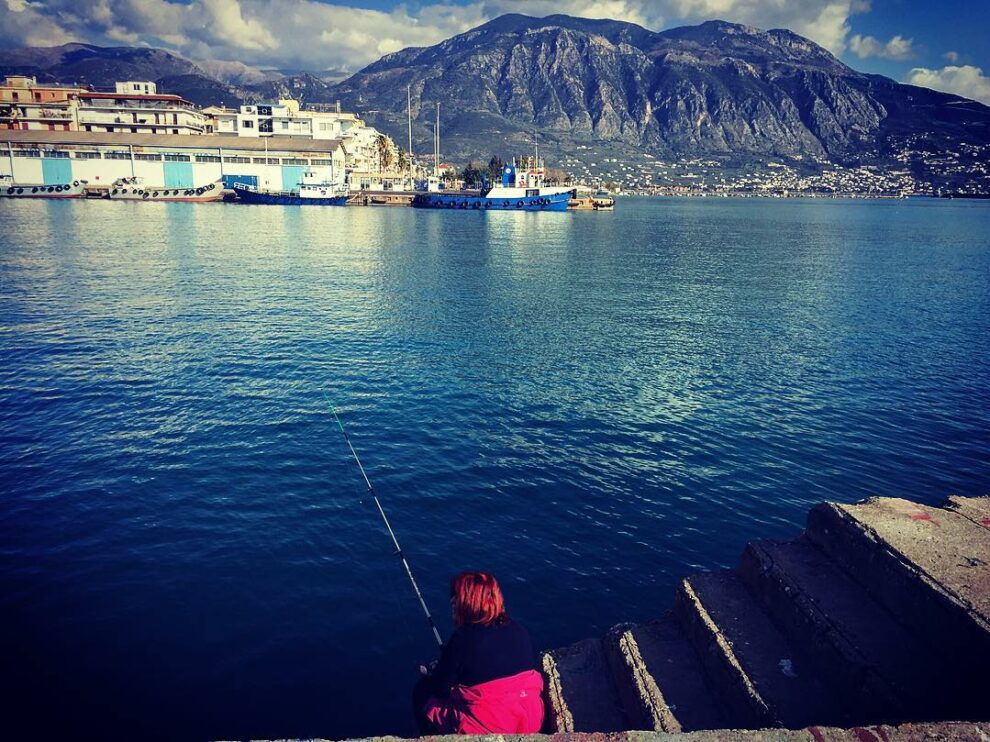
[944,494,990,530]
[541,636,627,733]
[604,612,726,732]
[674,570,848,730]
[739,535,959,723]
[805,496,990,713]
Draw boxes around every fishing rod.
[323,393,444,648]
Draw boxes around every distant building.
[77,90,206,135]
[0,76,207,135]
[205,98,403,181]
[0,76,87,132]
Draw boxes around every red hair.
[450,571,507,627]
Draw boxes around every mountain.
[0,43,206,86]
[3,18,988,189]
[330,14,990,185]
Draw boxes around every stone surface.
[542,636,627,733]
[605,612,725,732]
[738,535,956,722]
[806,498,990,663]
[675,570,847,730]
[944,495,990,531]
[248,720,990,741]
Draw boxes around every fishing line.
[322,392,444,648]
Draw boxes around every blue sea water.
[1,196,989,740]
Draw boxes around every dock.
[542,495,989,734]
[243,494,988,741]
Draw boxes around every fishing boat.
[592,189,615,210]
[232,169,348,206]
[1,175,87,199]
[411,160,573,211]
[108,176,223,202]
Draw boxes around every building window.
[12,149,40,158]
[242,120,254,129]
[172,129,178,135]
[84,125,92,132]
[281,121,289,129]
[11,92,18,101]
[282,158,307,165]
[42,149,69,158]
[131,127,138,133]
[74,151,101,159]
[133,84,141,91]
[104,151,130,160]
[224,155,250,164]
[310,159,333,165]
[164,154,190,162]
[195,154,221,163]
[134,153,162,161]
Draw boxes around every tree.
[487,155,504,184]
[461,160,483,188]
[375,133,394,173]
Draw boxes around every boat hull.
[109,181,222,202]
[2,182,86,199]
[411,191,571,211]
[233,186,347,206]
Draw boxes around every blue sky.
[1,1,988,103]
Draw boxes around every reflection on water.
[1,196,989,741]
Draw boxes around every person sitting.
[412,571,544,734]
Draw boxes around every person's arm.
[430,629,463,694]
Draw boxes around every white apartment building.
[204,99,400,178]
[78,87,207,135]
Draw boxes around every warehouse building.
[0,130,346,192]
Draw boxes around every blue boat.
[233,170,349,206]
[412,161,574,211]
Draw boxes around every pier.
[247,495,988,740]
[541,495,988,734]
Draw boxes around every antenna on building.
[435,102,440,178]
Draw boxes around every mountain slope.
[330,14,990,179]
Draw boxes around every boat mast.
[406,85,413,187]
[435,102,440,178]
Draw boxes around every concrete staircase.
[541,495,990,733]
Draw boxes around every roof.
[0,129,344,154]
[80,92,191,104]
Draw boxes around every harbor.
[0,76,611,210]
[2,6,989,741]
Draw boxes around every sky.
[1,0,989,104]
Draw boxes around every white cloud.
[906,65,990,106]
[0,0,911,72]
[849,33,913,60]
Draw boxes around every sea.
[2,196,989,741]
